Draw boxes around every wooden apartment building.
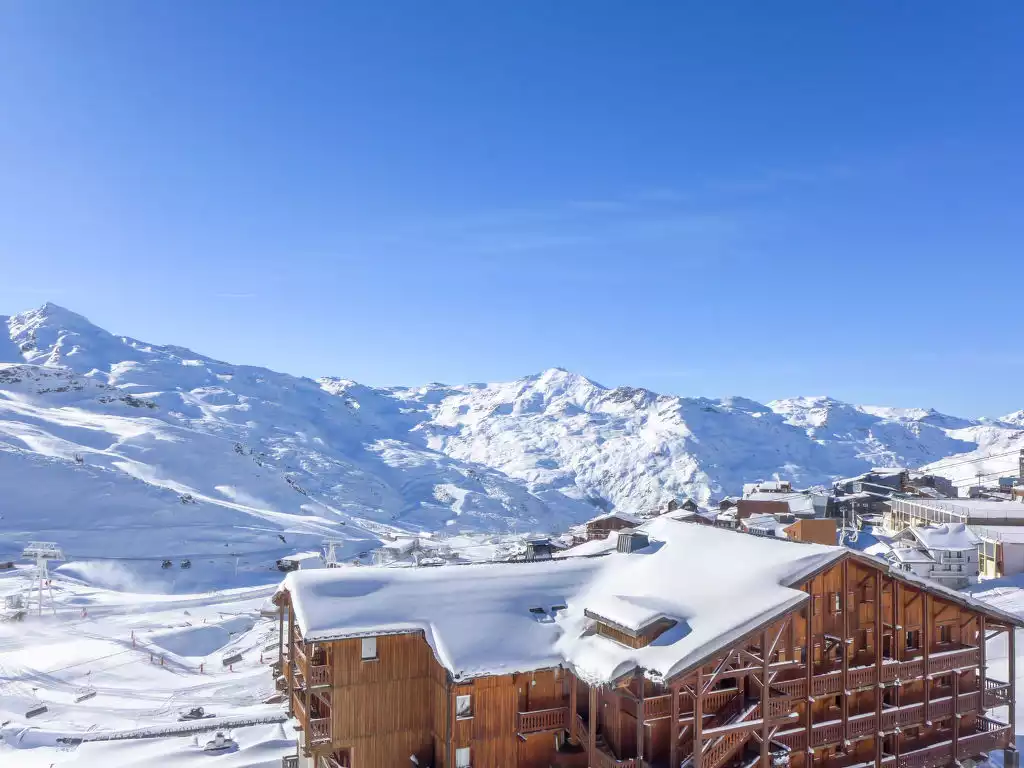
[273,520,1019,768]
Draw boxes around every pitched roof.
[899,523,981,551]
[280,518,842,684]
[278,518,1024,687]
[586,510,641,526]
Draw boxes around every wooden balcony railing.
[643,694,671,720]
[309,717,331,746]
[927,646,980,675]
[640,687,739,721]
[309,664,331,687]
[517,706,569,734]
[984,678,1011,708]
[771,678,807,698]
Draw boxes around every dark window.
[906,630,921,650]
[938,625,952,644]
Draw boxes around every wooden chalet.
[273,519,1019,768]
[585,511,641,541]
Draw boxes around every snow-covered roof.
[586,510,641,526]
[888,547,935,564]
[899,523,980,551]
[742,480,791,496]
[278,551,323,563]
[741,492,816,516]
[279,518,843,683]
[741,514,790,538]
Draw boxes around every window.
[456,694,473,719]
[455,747,471,768]
[938,625,952,644]
[832,592,842,613]
[812,596,822,616]
[361,636,377,661]
[906,630,921,650]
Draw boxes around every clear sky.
[1,2,1022,417]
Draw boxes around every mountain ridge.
[1,303,1022,564]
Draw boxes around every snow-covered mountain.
[1,303,1021,566]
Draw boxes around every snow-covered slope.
[1,304,1021,565]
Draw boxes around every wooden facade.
[275,551,1017,768]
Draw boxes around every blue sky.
[1,2,1022,416]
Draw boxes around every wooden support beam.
[637,675,644,762]
[893,579,901,764]
[760,629,770,768]
[923,592,931,716]
[286,601,295,718]
[568,668,578,744]
[703,714,798,739]
[693,668,703,768]
[952,670,960,756]
[588,684,597,762]
[278,601,285,670]
[1010,626,1017,732]
[670,681,681,768]
[875,571,883,767]
[804,591,813,761]
[979,615,987,690]
[841,559,849,742]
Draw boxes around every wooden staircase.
[681,698,761,768]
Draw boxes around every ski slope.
[0,303,1021,571]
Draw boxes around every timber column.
[694,670,703,768]
[760,629,770,767]
[588,684,597,763]
[637,676,645,762]
[287,600,295,718]
[670,681,680,768]
[1010,627,1017,750]
[568,669,578,744]
[874,573,883,766]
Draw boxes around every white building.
[886,523,980,588]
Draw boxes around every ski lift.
[179,706,214,721]
[161,560,172,569]
[180,559,191,569]
[74,687,97,703]
[202,731,238,753]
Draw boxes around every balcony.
[309,717,331,746]
[641,687,739,721]
[774,692,987,752]
[517,706,569,734]
[309,664,331,688]
[984,678,1012,708]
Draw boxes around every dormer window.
[584,604,679,649]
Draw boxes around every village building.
[665,498,700,515]
[718,497,740,512]
[742,480,793,496]
[835,469,909,496]
[583,510,641,541]
[886,524,981,589]
[736,492,816,521]
[783,518,837,546]
[273,518,1018,768]
[887,497,1024,579]
[277,552,327,573]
